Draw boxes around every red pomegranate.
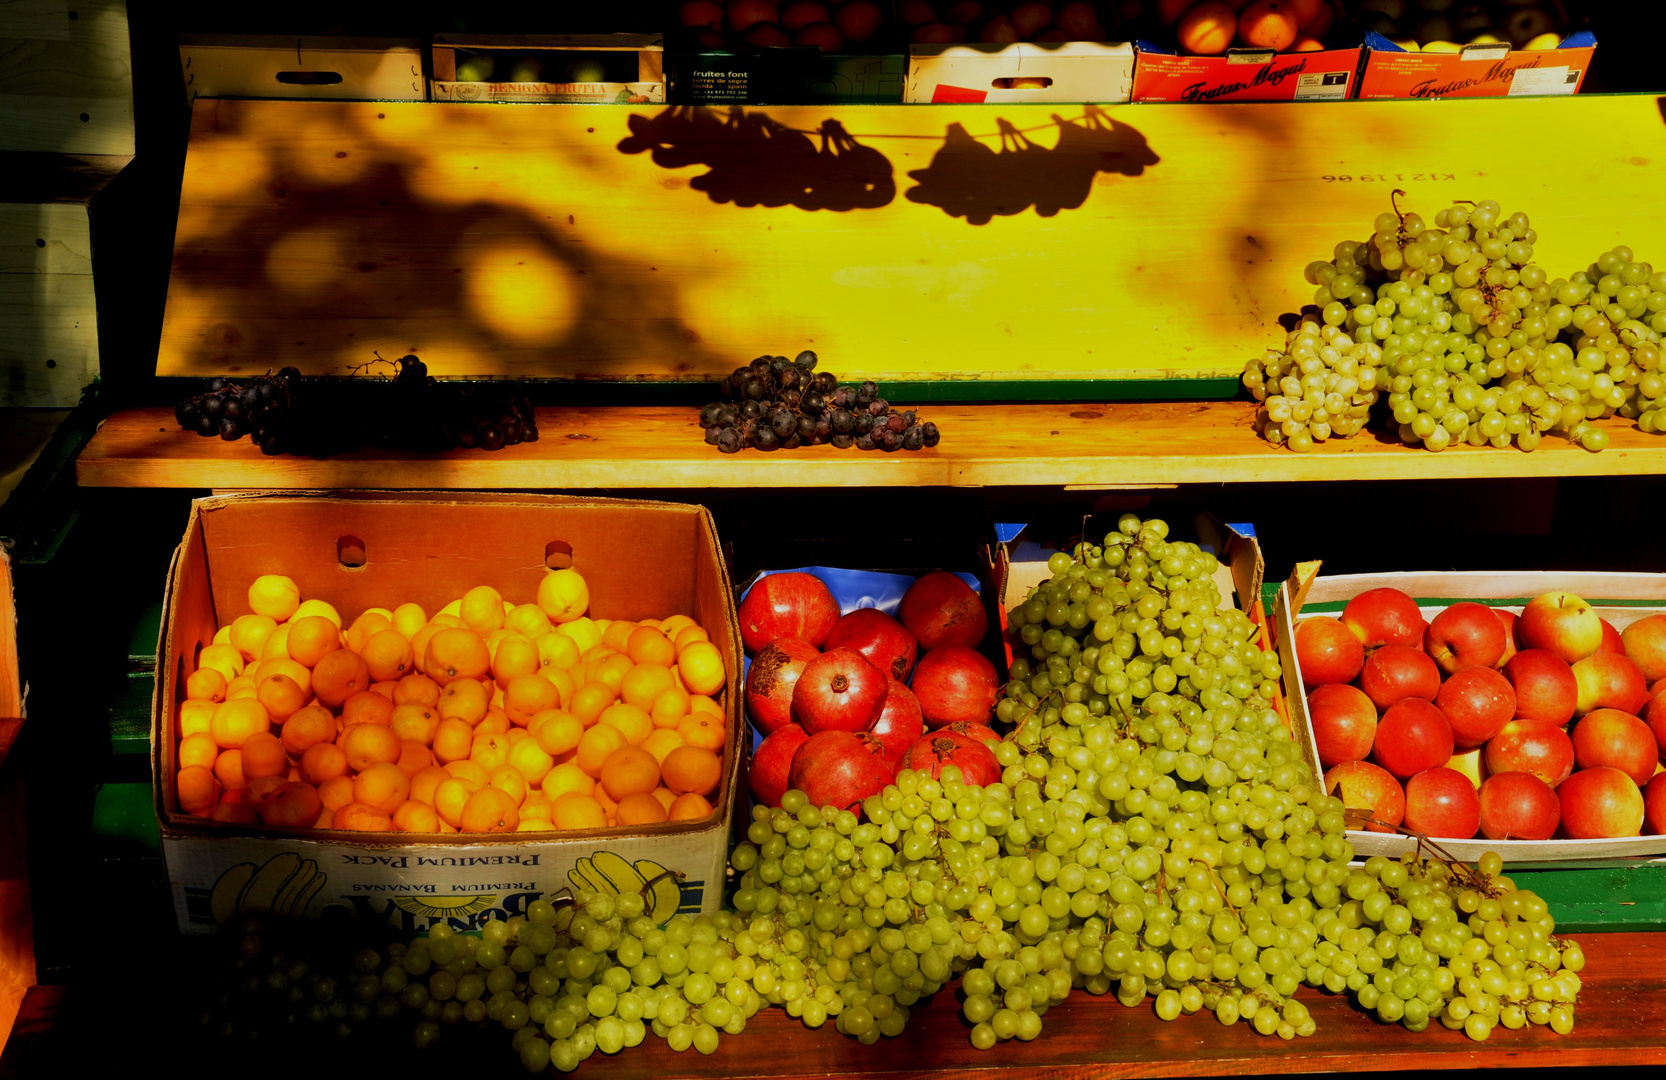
[868,677,926,770]
[749,724,811,808]
[823,607,918,682]
[897,732,1001,787]
[744,638,819,735]
[736,571,840,654]
[792,648,889,733]
[898,571,988,651]
[911,645,999,727]
[789,731,894,812]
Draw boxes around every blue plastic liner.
[740,566,981,616]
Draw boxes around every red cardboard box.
[1132,45,1361,103]
[1357,31,1595,99]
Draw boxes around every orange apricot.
[626,627,677,668]
[677,712,726,752]
[334,801,393,832]
[507,736,556,786]
[393,800,440,832]
[504,674,560,726]
[492,632,541,684]
[299,741,349,785]
[361,628,415,682]
[1236,0,1298,50]
[344,612,392,654]
[600,746,661,800]
[393,672,441,707]
[649,686,692,728]
[409,764,450,806]
[444,759,490,787]
[576,724,629,778]
[186,667,228,703]
[641,728,685,765]
[470,732,512,773]
[438,678,489,725]
[662,745,723,796]
[599,702,653,747]
[1178,0,1237,53]
[342,722,402,772]
[390,702,440,746]
[433,777,481,829]
[286,615,343,668]
[177,764,222,815]
[341,690,394,728]
[211,698,271,750]
[541,761,595,800]
[676,642,726,696]
[282,704,337,758]
[426,627,490,687]
[312,649,371,709]
[179,731,220,770]
[549,792,607,830]
[669,792,715,821]
[459,585,506,636]
[354,761,412,814]
[396,739,434,777]
[255,673,307,722]
[432,717,474,763]
[317,773,356,811]
[197,643,245,683]
[616,792,669,826]
[240,731,289,781]
[460,786,519,833]
[569,681,617,726]
[179,698,218,739]
[532,710,584,757]
[620,663,675,711]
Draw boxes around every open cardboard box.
[0,550,34,1042]
[1357,27,1594,99]
[1131,41,1361,103]
[431,34,665,104]
[154,492,742,933]
[1276,568,1666,866]
[179,36,425,102]
[906,41,1135,104]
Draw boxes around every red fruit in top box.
[779,0,830,31]
[1644,773,1666,835]
[911,645,999,727]
[1358,644,1442,711]
[1598,618,1626,655]
[1477,771,1561,841]
[1324,760,1405,832]
[727,0,780,34]
[1373,698,1454,780]
[868,677,925,770]
[1307,683,1377,769]
[1484,720,1575,789]
[1646,689,1666,753]
[792,648,889,733]
[1516,591,1604,665]
[1009,1,1054,37]
[1341,587,1426,649]
[1556,766,1644,839]
[788,730,893,813]
[1570,708,1659,787]
[738,572,840,654]
[1402,766,1481,839]
[1571,651,1651,717]
[823,608,918,682]
[750,723,811,808]
[1435,665,1515,749]
[834,0,886,41]
[898,571,987,652]
[679,0,726,28]
[1493,608,1520,667]
[1424,602,1508,674]
[745,638,819,734]
[1621,614,1666,682]
[1295,617,1363,686]
[1053,0,1101,38]
[897,731,1002,787]
[1503,649,1578,727]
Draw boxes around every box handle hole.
[544,540,573,570]
[276,71,345,85]
[338,535,367,568]
[992,77,1052,90]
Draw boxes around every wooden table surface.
[77,403,1666,490]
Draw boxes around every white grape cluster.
[1243,318,1383,452]
[1547,247,1666,442]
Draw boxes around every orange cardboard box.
[1131,45,1361,103]
[1357,31,1595,100]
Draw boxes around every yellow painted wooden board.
[156,96,1666,384]
[0,0,134,155]
[75,404,1666,490]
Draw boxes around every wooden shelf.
[77,403,1666,490]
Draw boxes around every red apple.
[1446,747,1489,789]
[727,0,781,34]
[898,571,987,652]
[1485,720,1575,788]
[868,677,925,770]
[1517,591,1604,665]
[1646,689,1666,755]
[679,0,727,29]
[947,0,984,22]
[1358,644,1442,711]
[1324,760,1405,833]
[1373,698,1454,780]
[1295,617,1365,687]
[743,21,793,46]
[1494,609,1519,668]
[1644,772,1666,835]
[1435,665,1515,749]
[794,20,845,48]
[1424,602,1508,674]
[911,645,999,728]
[1571,708,1659,787]
[823,608,918,682]
[833,0,885,41]
[745,638,819,735]
[749,724,810,808]
[1403,767,1481,839]
[1571,651,1651,717]
[1307,683,1377,769]
[1621,613,1666,683]
[788,730,894,813]
[737,572,840,654]
[1477,771,1560,841]
[1556,766,1644,839]
[910,20,961,40]
[979,14,1021,41]
[792,648,889,733]
[1503,649,1578,727]
[1341,587,1426,649]
[779,0,830,30]
[1598,618,1625,654]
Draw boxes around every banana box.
[154,492,744,934]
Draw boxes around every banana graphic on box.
[568,851,683,921]
[209,852,328,926]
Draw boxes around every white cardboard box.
[179,36,425,102]
[906,41,1135,104]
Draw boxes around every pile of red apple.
[676,1,1112,53]
[740,569,1005,812]
[1300,587,1666,843]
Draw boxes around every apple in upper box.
[1494,609,1519,667]
[1599,618,1626,655]
[1403,766,1481,839]
[1435,664,1515,749]
[1517,591,1604,665]
[1477,771,1560,841]
[1296,617,1365,686]
[1485,720,1575,788]
[1571,708,1659,787]
[1571,651,1651,717]
[1644,772,1666,835]
[1358,644,1442,711]
[1503,649,1578,727]
[1646,689,1666,752]
[1324,759,1405,832]
[1342,587,1426,650]
[1445,746,1489,789]
[1621,613,1666,683]
[1424,601,1508,674]
[1557,766,1645,839]
[1373,698,1454,780]
[1308,683,1378,769]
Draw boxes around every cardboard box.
[906,41,1135,104]
[431,34,665,105]
[154,492,743,934]
[1132,43,1362,103]
[1357,30,1595,99]
[0,548,35,1044]
[1277,569,1666,866]
[179,36,425,102]
[668,48,905,104]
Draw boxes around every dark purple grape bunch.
[701,351,940,454]
[173,367,301,455]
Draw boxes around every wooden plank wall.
[0,0,134,156]
[0,201,97,406]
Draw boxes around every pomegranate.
[824,607,918,682]
[737,571,840,654]
[792,647,889,733]
[911,645,999,727]
[943,720,1003,746]
[744,638,819,735]
[898,571,987,651]
[789,731,894,812]
[869,677,926,770]
[749,724,810,808]
[898,732,1002,787]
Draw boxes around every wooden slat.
[0,271,96,408]
[75,403,1666,490]
[0,152,129,205]
[154,97,1666,384]
[0,0,133,155]
[0,203,91,275]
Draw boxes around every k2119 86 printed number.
[1322,173,1458,183]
